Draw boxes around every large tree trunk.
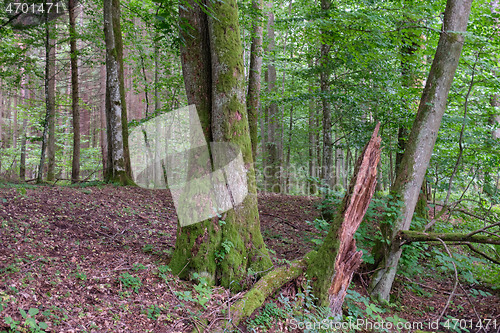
[170,0,272,290]
[69,0,80,183]
[369,0,473,302]
[103,0,134,185]
[247,0,263,163]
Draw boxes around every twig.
[463,242,500,265]
[435,238,459,324]
[458,283,487,333]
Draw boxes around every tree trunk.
[369,0,473,302]
[103,0,134,185]
[170,0,272,290]
[264,5,280,193]
[247,0,263,163]
[69,0,80,183]
[308,83,318,195]
[307,124,381,309]
[46,32,56,181]
[37,16,55,183]
[320,0,334,190]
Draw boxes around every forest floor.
[0,184,499,332]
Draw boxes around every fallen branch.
[225,252,315,328]
[399,230,500,245]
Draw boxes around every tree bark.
[308,83,318,195]
[307,123,381,308]
[170,0,272,290]
[37,15,55,183]
[69,0,80,183]
[399,230,500,245]
[46,32,56,181]
[103,0,134,185]
[320,0,334,190]
[247,0,263,163]
[369,0,473,302]
[264,5,280,193]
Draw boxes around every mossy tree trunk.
[103,0,134,185]
[170,0,272,290]
[369,0,473,302]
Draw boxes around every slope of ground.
[0,184,498,332]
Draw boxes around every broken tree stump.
[307,123,381,319]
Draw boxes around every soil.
[0,184,498,332]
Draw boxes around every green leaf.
[28,307,39,316]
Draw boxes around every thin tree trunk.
[308,83,317,195]
[369,0,473,301]
[264,5,280,193]
[69,0,80,183]
[37,16,55,183]
[320,0,333,190]
[247,0,263,163]
[46,29,56,181]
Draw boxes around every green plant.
[192,273,212,308]
[215,240,234,262]
[4,308,48,333]
[142,244,154,253]
[147,304,161,320]
[132,263,147,271]
[118,272,142,293]
[247,301,287,329]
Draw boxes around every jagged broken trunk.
[307,124,381,317]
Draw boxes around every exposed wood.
[328,122,381,319]
[306,122,381,311]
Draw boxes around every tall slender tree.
[69,0,80,183]
[369,0,474,301]
[103,0,134,185]
[247,0,264,163]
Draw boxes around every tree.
[264,4,281,193]
[319,0,334,191]
[369,0,474,302]
[247,0,263,163]
[69,0,80,183]
[37,14,56,183]
[169,0,272,290]
[103,0,134,185]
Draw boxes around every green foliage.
[118,272,142,293]
[215,240,234,262]
[2,307,48,333]
[247,301,287,329]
